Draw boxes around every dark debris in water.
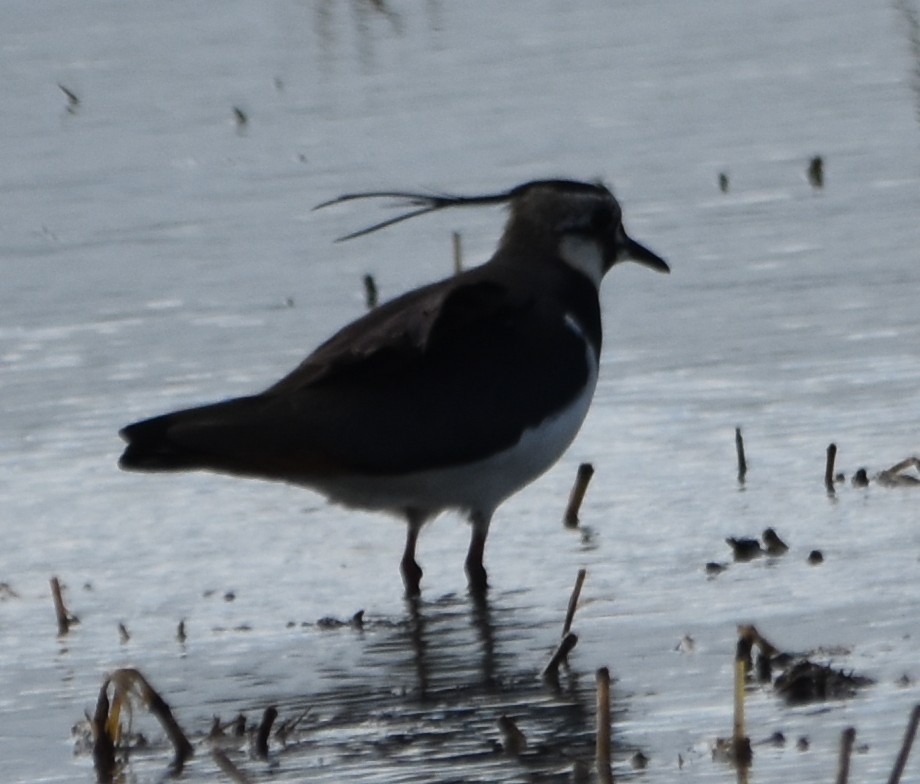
[726,536,764,562]
[315,609,365,630]
[715,527,801,572]
[830,452,920,489]
[774,660,873,705]
[737,625,873,706]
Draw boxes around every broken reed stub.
[825,443,837,492]
[452,231,463,275]
[543,632,578,678]
[888,704,920,784]
[562,568,587,637]
[732,657,752,767]
[255,705,278,759]
[363,274,378,310]
[564,463,594,527]
[836,727,856,784]
[596,667,612,783]
[808,156,825,189]
[735,427,747,483]
[50,576,71,636]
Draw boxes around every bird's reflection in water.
[260,591,613,780]
[386,591,501,701]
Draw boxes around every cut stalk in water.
[452,231,463,274]
[825,443,837,492]
[564,463,594,527]
[562,568,587,637]
[732,650,752,768]
[596,666,613,783]
[836,727,856,784]
[735,428,747,483]
[888,704,920,784]
[543,632,578,678]
[363,274,378,309]
[255,706,278,759]
[50,576,73,636]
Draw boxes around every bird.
[118,179,669,597]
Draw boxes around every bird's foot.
[401,557,423,598]
[465,559,488,598]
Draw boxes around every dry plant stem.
[110,668,194,770]
[50,576,70,635]
[836,727,856,784]
[733,659,745,741]
[731,658,752,767]
[878,457,920,486]
[212,747,253,784]
[825,443,837,492]
[888,704,920,784]
[363,274,378,310]
[92,678,116,784]
[543,632,578,677]
[735,629,754,673]
[276,707,311,744]
[735,428,747,483]
[884,456,920,475]
[564,463,595,527]
[452,231,463,274]
[596,667,613,784]
[562,568,587,637]
[144,683,194,768]
[255,706,278,759]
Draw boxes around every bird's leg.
[401,509,425,598]
[465,510,492,596]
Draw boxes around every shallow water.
[2,0,920,782]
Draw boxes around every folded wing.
[119,278,591,481]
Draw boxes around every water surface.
[2,1,920,781]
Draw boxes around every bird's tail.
[118,397,266,472]
[119,410,204,471]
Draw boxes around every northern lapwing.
[119,179,669,597]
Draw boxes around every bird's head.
[499,180,669,285]
[314,178,669,284]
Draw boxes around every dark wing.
[120,278,591,479]
[265,275,460,393]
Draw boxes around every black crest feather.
[314,179,610,242]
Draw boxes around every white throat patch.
[558,235,605,289]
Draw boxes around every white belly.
[312,332,600,517]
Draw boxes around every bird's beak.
[621,232,670,273]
